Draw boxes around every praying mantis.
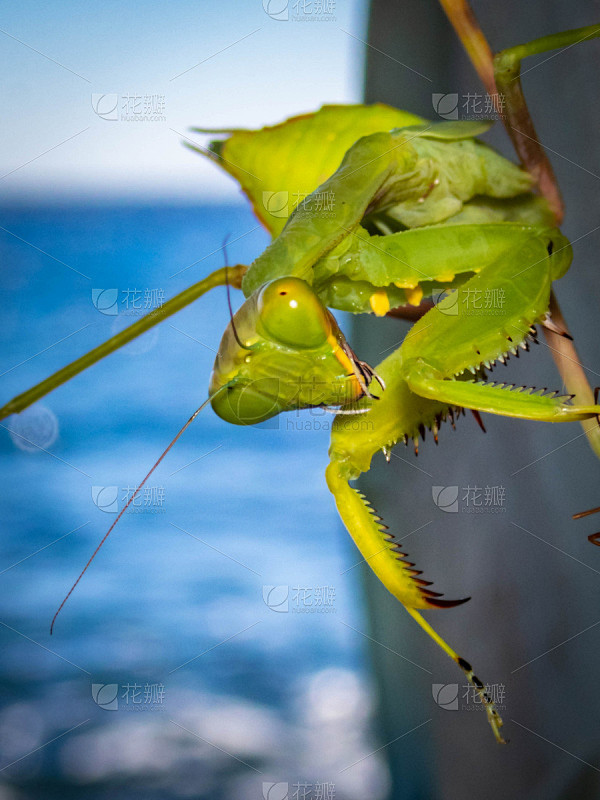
[198,110,600,745]
[3,22,600,745]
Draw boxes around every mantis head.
[209,277,377,426]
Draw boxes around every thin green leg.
[0,265,246,420]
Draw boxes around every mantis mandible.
[3,25,600,746]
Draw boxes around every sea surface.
[0,203,390,799]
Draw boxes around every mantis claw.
[470,409,487,433]
[541,312,573,340]
[404,607,506,744]
[340,340,385,400]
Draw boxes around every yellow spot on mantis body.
[369,290,390,317]
[405,285,424,306]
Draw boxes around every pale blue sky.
[0,0,368,201]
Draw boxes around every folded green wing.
[190,103,424,235]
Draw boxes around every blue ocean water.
[0,204,390,799]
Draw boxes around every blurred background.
[1,1,600,798]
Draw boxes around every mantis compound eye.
[257,277,332,349]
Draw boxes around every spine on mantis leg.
[325,458,455,610]
[326,457,506,743]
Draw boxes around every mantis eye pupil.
[279,291,287,295]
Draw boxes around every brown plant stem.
[438,0,600,457]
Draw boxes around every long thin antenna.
[50,394,217,634]
[223,235,251,351]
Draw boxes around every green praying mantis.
[3,23,600,746]
[199,110,600,746]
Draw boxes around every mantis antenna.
[50,391,224,634]
[223,234,252,352]
[52,240,254,633]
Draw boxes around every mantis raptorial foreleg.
[326,223,600,745]
[313,222,554,314]
[326,455,506,743]
[405,371,594,423]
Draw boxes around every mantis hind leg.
[326,459,506,742]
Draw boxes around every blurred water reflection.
[1,204,388,798]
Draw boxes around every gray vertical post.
[353,2,600,797]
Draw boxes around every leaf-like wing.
[190,103,424,235]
